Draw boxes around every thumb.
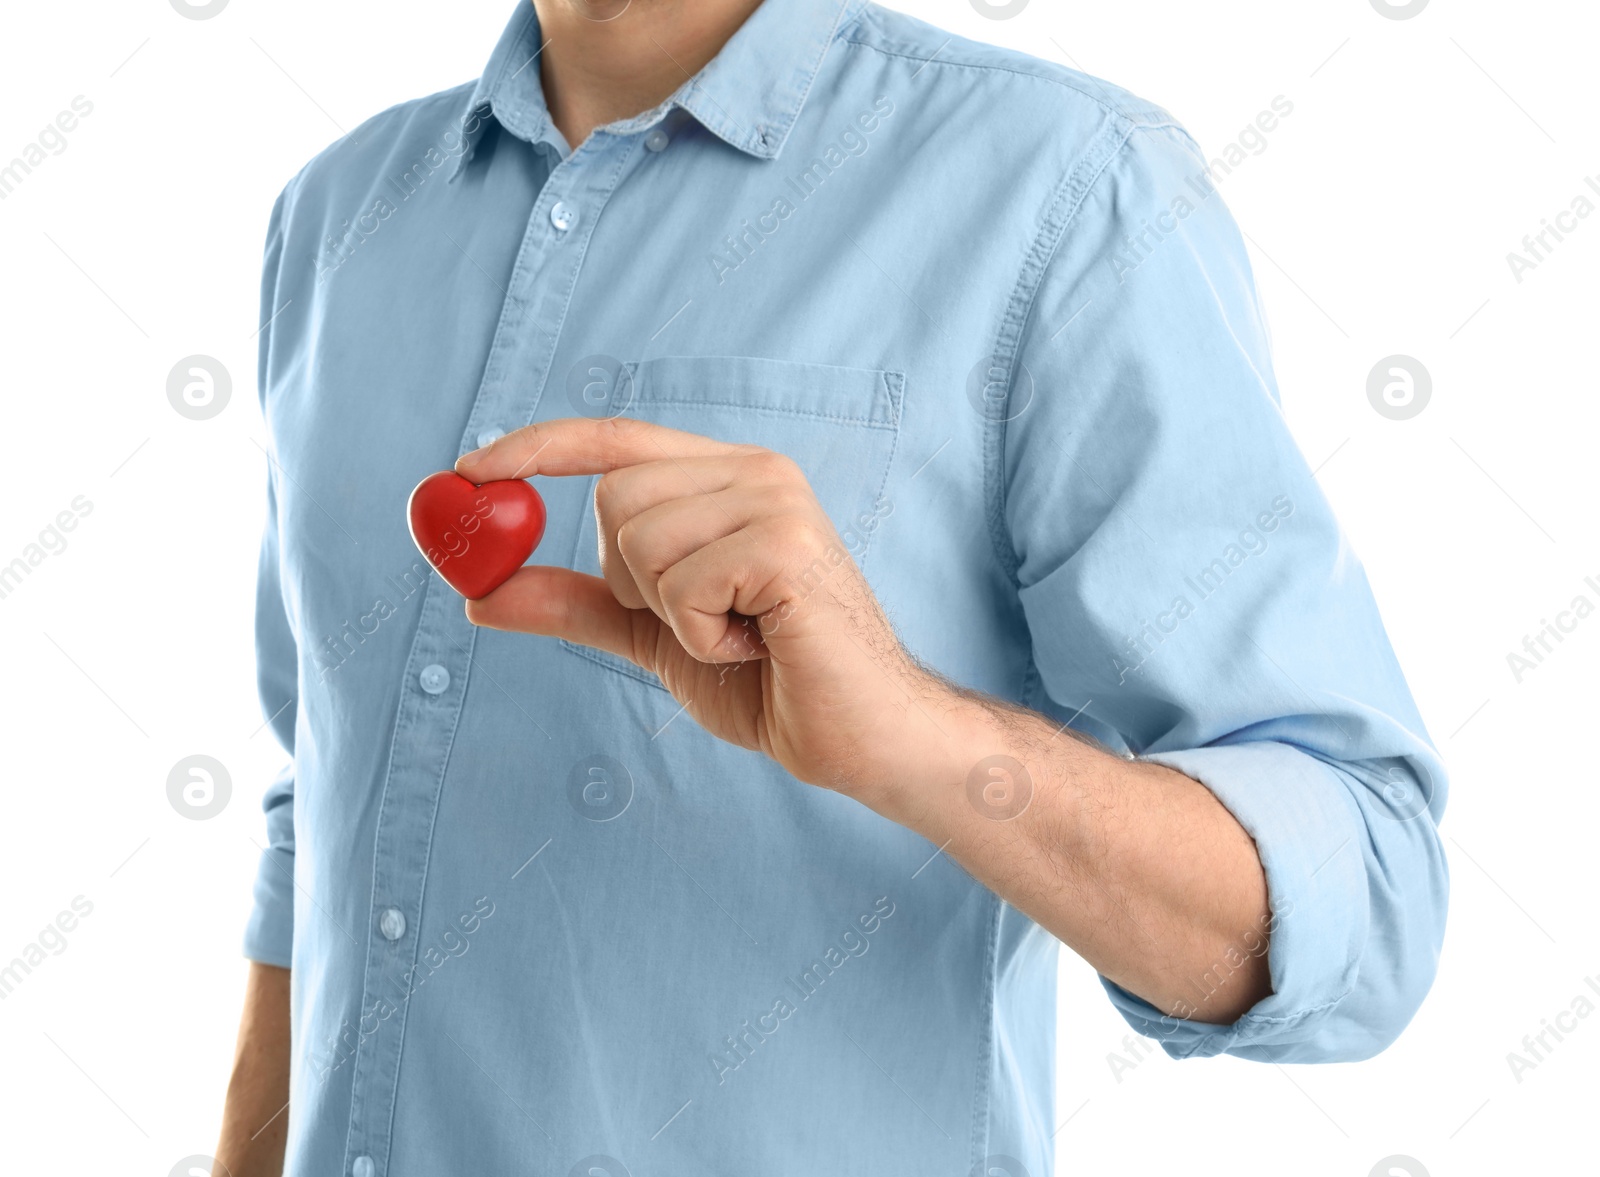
[465,565,658,669]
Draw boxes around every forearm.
[216,962,291,1177]
[452,419,1275,1025]
[860,676,1272,1025]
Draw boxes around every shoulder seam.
[841,22,1182,130]
[981,115,1140,584]
[283,79,478,196]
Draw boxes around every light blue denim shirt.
[247,1,1449,1173]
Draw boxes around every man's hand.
[456,417,937,802]
[456,418,1273,1025]
[214,962,290,1177]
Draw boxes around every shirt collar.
[450,0,863,180]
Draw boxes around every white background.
[0,1,1595,1173]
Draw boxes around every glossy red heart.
[407,471,546,600]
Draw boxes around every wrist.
[846,674,1015,834]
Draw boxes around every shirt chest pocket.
[563,355,905,690]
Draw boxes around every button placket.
[342,129,646,1177]
[340,583,477,1175]
[457,133,643,455]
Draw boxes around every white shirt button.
[419,664,450,695]
[352,1157,375,1177]
[550,201,578,231]
[644,128,670,153]
[475,428,503,450]
[378,907,407,941]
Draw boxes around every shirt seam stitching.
[481,4,541,116]
[1167,991,1355,1059]
[983,117,1140,585]
[970,894,1002,1171]
[374,623,477,1172]
[500,130,640,440]
[840,32,1184,130]
[855,371,905,575]
[769,0,871,151]
[620,399,900,429]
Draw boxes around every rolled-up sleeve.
[242,184,299,970]
[1001,120,1449,1062]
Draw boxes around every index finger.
[455,417,748,482]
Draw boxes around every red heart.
[407,471,546,600]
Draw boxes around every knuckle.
[770,514,817,552]
[599,415,646,448]
[626,607,658,671]
[656,561,689,607]
[593,470,626,518]
[497,422,539,459]
[766,484,814,516]
[655,570,701,643]
[745,448,800,483]
[613,517,643,563]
